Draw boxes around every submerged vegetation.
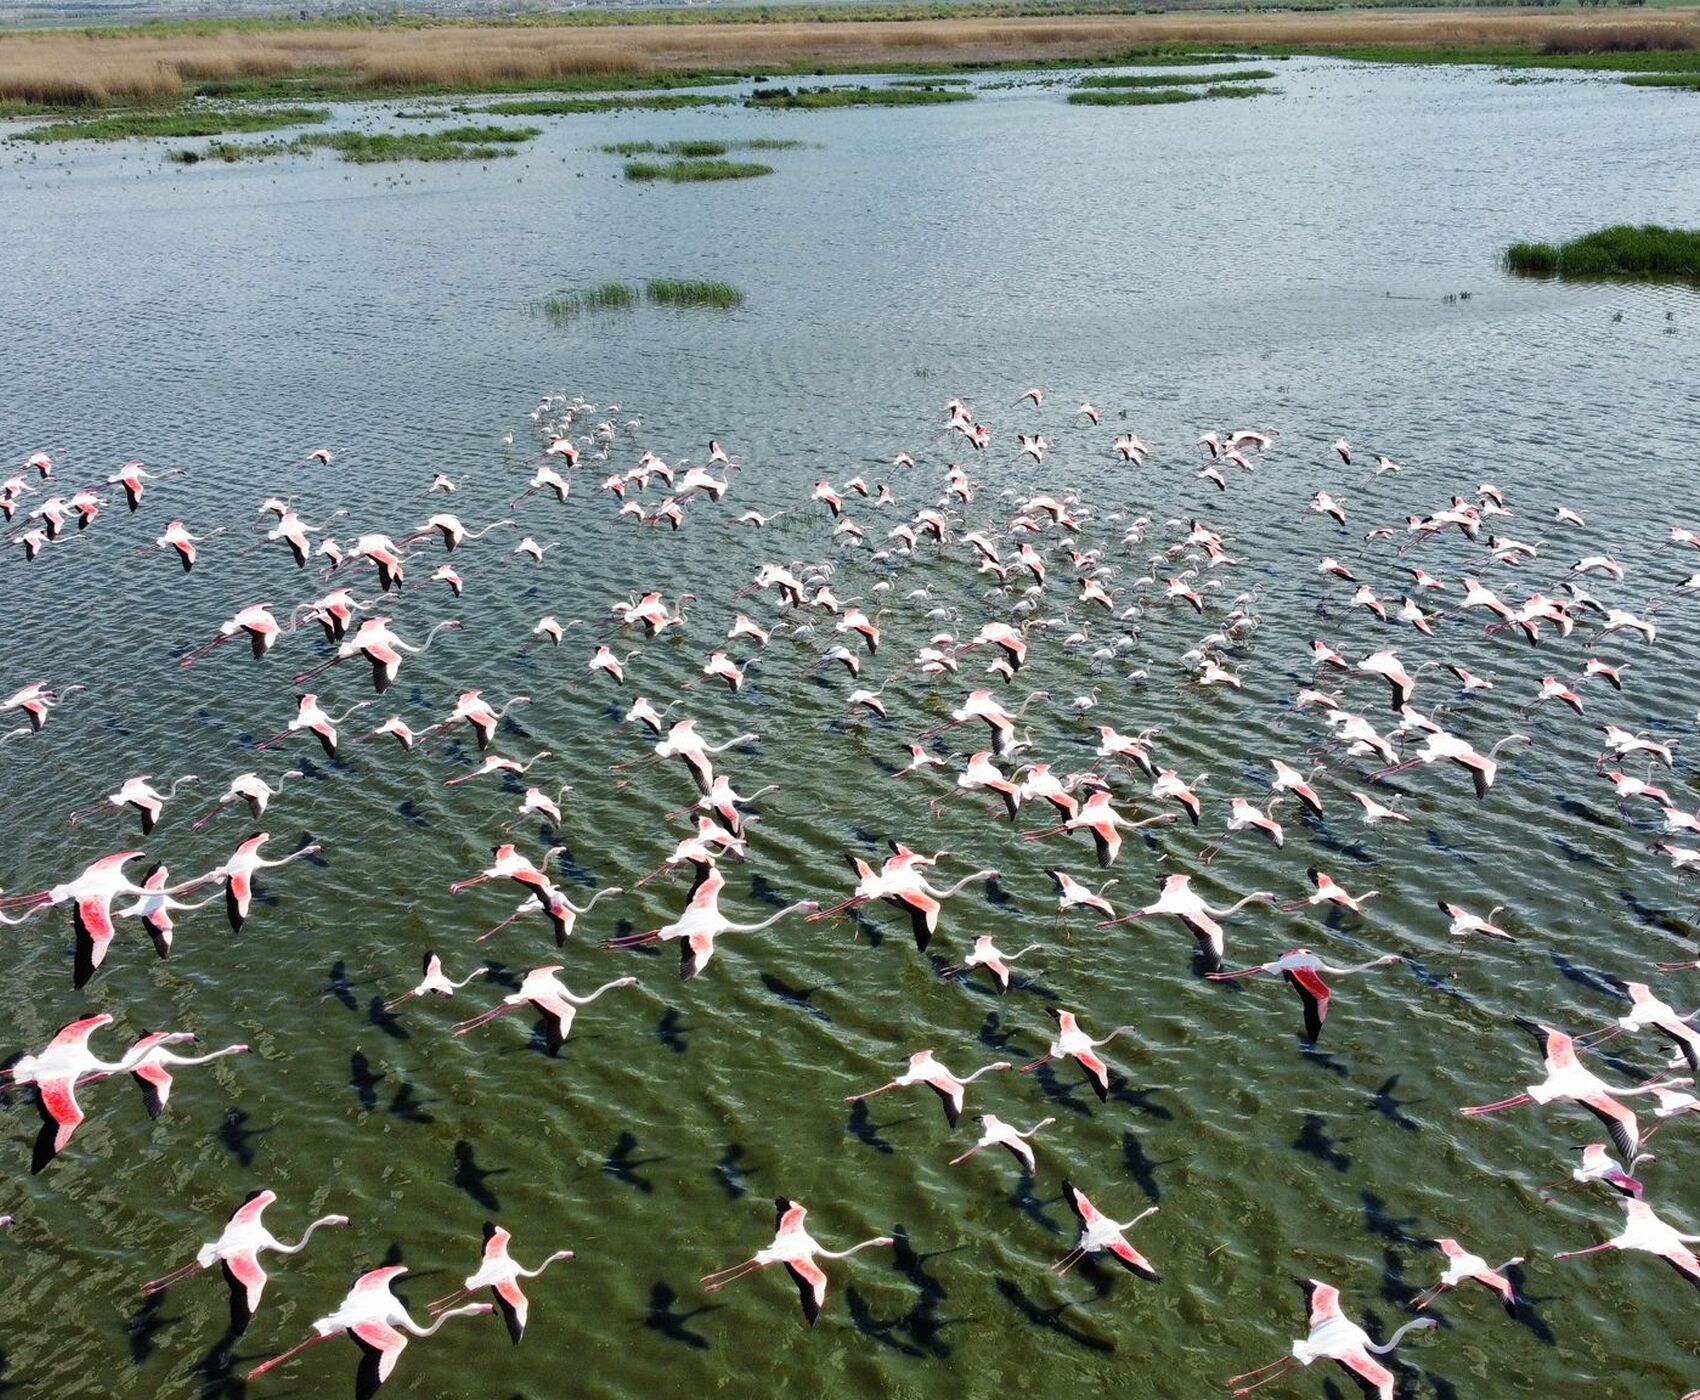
[18,106,326,142]
[533,282,641,320]
[481,94,734,116]
[602,138,802,157]
[297,125,539,163]
[645,278,745,309]
[625,158,773,182]
[1505,225,1700,282]
[1069,80,1271,106]
[747,84,974,109]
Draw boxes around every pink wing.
[38,1077,84,1151]
[225,1248,269,1313]
[47,1015,110,1051]
[350,1319,407,1381]
[1337,1349,1395,1400]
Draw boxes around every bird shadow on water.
[188,1324,245,1400]
[452,1140,507,1211]
[364,997,409,1042]
[1120,1130,1181,1202]
[603,1130,662,1193]
[1297,1044,1352,1080]
[641,1282,714,1350]
[349,1051,384,1111]
[844,1225,957,1358]
[759,973,831,1023]
[974,1011,1020,1057]
[325,961,357,1013]
[388,1081,433,1124]
[1292,1114,1350,1172]
[1009,1172,1064,1234]
[845,1100,911,1155]
[714,1143,753,1198]
[1363,1075,1423,1133]
[1359,1193,1418,1246]
[993,1277,1113,1353]
[127,1290,175,1364]
[217,1108,264,1167]
[1029,1065,1095,1118]
[654,1007,688,1053]
[1107,1084,1172,1119]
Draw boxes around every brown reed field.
[2,8,1698,109]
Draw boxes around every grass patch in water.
[629,158,775,181]
[625,157,773,181]
[1623,72,1700,88]
[296,126,538,162]
[891,76,973,86]
[747,84,974,109]
[646,278,744,308]
[18,105,326,142]
[1076,67,1273,87]
[482,94,733,116]
[533,283,639,320]
[170,138,291,162]
[1505,225,1700,281]
[1068,87,1199,106]
[1205,84,1268,99]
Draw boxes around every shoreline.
[3,7,1700,111]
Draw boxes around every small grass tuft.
[483,94,733,116]
[1623,73,1700,89]
[1505,224,1700,281]
[1067,87,1199,106]
[645,278,745,309]
[296,126,538,163]
[533,282,640,320]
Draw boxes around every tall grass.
[1505,225,1700,281]
[534,283,639,320]
[646,278,744,309]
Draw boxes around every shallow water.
[1,57,1699,1400]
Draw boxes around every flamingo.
[191,770,302,830]
[1047,869,1118,923]
[1284,867,1379,914]
[1226,1278,1437,1399]
[1020,1008,1136,1102]
[1054,1181,1159,1279]
[0,849,189,986]
[254,693,370,757]
[294,616,461,694]
[1409,1238,1521,1315]
[1542,1143,1648,1200]
[124,1030,249,1118]
[452,969,638,1048]
[450,843,566,900]
[180,604,283,665]
[1553,1197,1700,1295]
[115,861,217,957]
[153,519,220,570]
[940,934,1042,995]
[384,952,487,1010]
[475,882,622,946]
[1023,786,1176,867]
[68,774,198,836]
[807,851,998,951]
[1461,1018,1682,1160]
[950,1113,1056,1171]
[845,1049,1012,1127]
[426,1224,573,1343]
[182,833,321,933]
[0,681,82,735]
[603,864,817,980]
[2,1013,152,1168]
[1208,947,1402,1042]
[247,1265,491,1390]
[1098,874,1275,971]
[142,1189,348,1329]
[701,1198,893,1326]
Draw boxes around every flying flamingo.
[1553,1197,1700,1295]
[603,864,817,979]
[182,833,321,933]
[1,1013,152,1169]
[1024,786,1176,867]
[180,604,283,665]
[1097,874,1275,971]
[254,693,370,758]
[444,749,551,788]
[844,1049,1012,1127]
[115,861,216,957]
[1021,1008,1136,1102]
[1055,1181,1160,1279]
[950,1113,1057,1171]
[1208,947,1402,1043]
[450,844,567,901]
[293,616,461,694]
[940,934,1041,995]
[142,1189,348,1329]
[124,1030,249,1118]
[426,1224,573,1343]
[68,774,198,835]
[191,770,303,830]
[452,969,638,1050]
[384,952,487,1010]
[247,1265,491,1391]
[807,852,998,951]
[1226,1278,1437,1399]
[1047,870,1118,925]
[701,1198,893,1326]
[1461,1018,1683,1161]
[0,681,83,736]
[1582,981,1700,1072]
[475,882,622,947]
[1284,867,1378,914]
[1409,1238,1521,1315]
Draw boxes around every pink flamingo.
[701,1198,893,1326]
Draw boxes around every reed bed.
[1505,224,1700,281]
[296,125,539,163]
[1068,86,1199,106]
[625,157,773,182]
[1623,72,1700,88]
[748,83,974,108]
[7,11,1700,110]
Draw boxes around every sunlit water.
[1,57,1699,1400]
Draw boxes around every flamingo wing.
[131,1057,175,1119]
[492,1276,530,1343]
[1284,967,1332,1043]
[1106,1235,1161,1282]
[223,1247,269,1317]
[37,1076,84,1152]
[1073,1048,1111,1102]
[897,892,939,952]
[1335,1348,1395,1400]
[1578,1093,1640,1163]
[350,1319,408,1383]
[922,1075,964,1128]
[1090,824,1121,869]
[1061,1180,1102,1228]
[783,1256,828,1326]
[682,931,715,982]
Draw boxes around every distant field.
[3,7,1700,108]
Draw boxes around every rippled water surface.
[2,57,1699,1400]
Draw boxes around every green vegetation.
[1207,84,1269,98]
[18,106,326,143]
[170,138,292,163]
[1068,87,1200,106]
[534,282,640,320]
[747,84,974,109]
[1076,68,1274,88]
[482,94,734,116]
[1238,43,1700,75]
[625,158,773,182]
[295,126,538,163]
[602,137,805,157]
[891,76,973,86]
[645,278,745,309]
[1505,225,1700,281]
[1623,72,1700,87]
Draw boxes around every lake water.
[2,55,1699,1400]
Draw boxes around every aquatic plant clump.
[483,94,735,116]
[533,283,640,320]
[645,278,745,308]
[747,84,975,109]
[625,158,773,182]
[1067,87,1199,106]
[19,106,328,143]
[295,126,539,163]
[1075,68,1274,88]
[1505,224,1700,281]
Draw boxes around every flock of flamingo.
[1,388,1697,1399]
